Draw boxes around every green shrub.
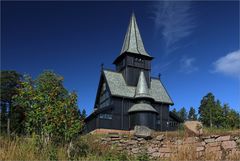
[49,146,58,161]
[136,151,150,161]
[68,138,90,160]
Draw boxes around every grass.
[0,134,134,161]
[153,126,240,138]
[0,127,239,161]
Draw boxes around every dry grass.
[203,127,240,136]
[168,143,240,161]
[0,134,131,161]
[153,127,240,138]
[170,144,198,161]
[0,136,68,160]
[1,130,239,161]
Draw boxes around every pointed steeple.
[120,13,150,57]
[135,71,152,99]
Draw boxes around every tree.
[81,109,87,120]
[0,70,23,134]
[198,93,216,127]
[14,71,83,143]
[178,107,187,121]
[172,108,178,116]
[213,100,224,127]
[0,71,21,103]
[188,107,197,120]
[222,103,230,128]
[225,109,239,128]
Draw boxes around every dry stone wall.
[100,133,240,160]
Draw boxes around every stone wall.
[99,133,240,160]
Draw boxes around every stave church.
[85,14,182,133]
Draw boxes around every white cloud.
[180,56,198,74]
[213,50,240,78]
[150,1,195,54]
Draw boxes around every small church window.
[99,113,112,120]
[134,57,144,68]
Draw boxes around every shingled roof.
[120,13,151,57]
[135,70,153,100]
[103,70,173,104]
[128,103,158,113]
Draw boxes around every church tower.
[113,13,153,87]
[85,13,181,133]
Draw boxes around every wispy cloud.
[180,56,198,74]
[150,1,195,54]
[213,50,240,78]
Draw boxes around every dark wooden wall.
[85,97,180,132]
[116,55,151,87]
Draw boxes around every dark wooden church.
[85,14,182,132]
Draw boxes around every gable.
[94,73,112,108]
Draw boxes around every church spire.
[135,70,152,99]
[120,13,150,57]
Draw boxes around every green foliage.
[0,70,22,102]
[49,146,58,161]
[199,92,240,128]
[199,93,217,127]
[13,71,83,143]
[178,107,187,121]
[172,108,178,115]
[103,151,130,161]
[136,151,150,161]
[188,107,197,120]
[0,70,23,134]
[68,137,90,159]
[81,109,87,120]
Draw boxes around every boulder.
[184,121,203,136]
[134,125,152,139]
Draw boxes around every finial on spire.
[131,11,135,17]
[101,63,104,71]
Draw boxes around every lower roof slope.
[103,70,173,105]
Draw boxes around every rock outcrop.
[184,121,203,136]
[133,126,152,139]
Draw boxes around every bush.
[68,138,90,159]
[136,151,150,161]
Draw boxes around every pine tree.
[178,107,187,121]
[213,100,224,127]
[172,108,178,115]
[198,93,216,127]
[188,107,197,120]
[225,108,239,128]
[81,109,87,120]
[0,70,23,134]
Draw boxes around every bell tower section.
[113,13,153,87]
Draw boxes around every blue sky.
[1,1,239,115]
